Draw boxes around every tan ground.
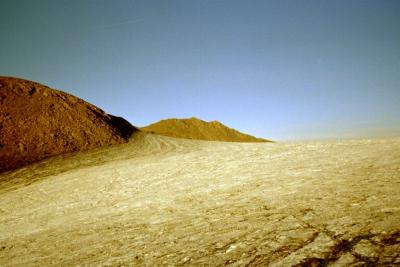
[0,133,399,266]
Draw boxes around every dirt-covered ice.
[1,133,399,266]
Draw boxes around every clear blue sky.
[1,0,399,140]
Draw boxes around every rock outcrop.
[141,117,271,143]
[0,77,137,173]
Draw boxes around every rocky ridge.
[0,77,136,173]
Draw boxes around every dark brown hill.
[141,117,271,143]
[0,77,136,173]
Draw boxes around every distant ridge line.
[141,117,272,143]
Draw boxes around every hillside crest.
[0,77,136,173]
[141,117,271,143]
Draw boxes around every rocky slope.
[141,117,271,143]
[0,77,136,173]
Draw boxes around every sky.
[1,0,399,141]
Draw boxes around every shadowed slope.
[0,77,137,173]
[141,117,271,143]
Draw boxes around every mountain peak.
[0,77,137,173]
[141,117,271,143]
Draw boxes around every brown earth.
[141,117,271,143]
[0,77,137,173]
